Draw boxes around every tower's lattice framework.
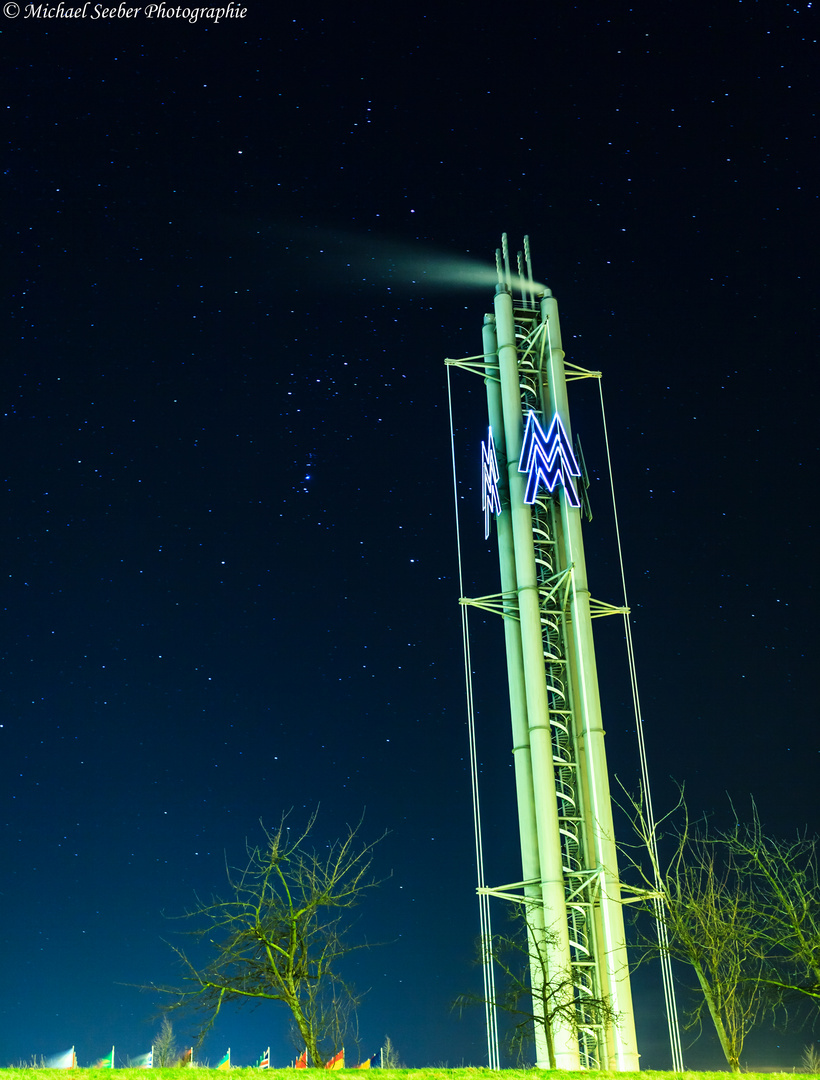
[455,238,640,1070]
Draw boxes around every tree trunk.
[693,961,739,1072]
[545,1020,556,1069]
[289,993,323,1068]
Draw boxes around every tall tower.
[464,237,639,1070]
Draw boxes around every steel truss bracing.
[470,551,622,1068]
[451,236,641,1071]
[517,314,613,1069]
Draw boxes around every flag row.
[44,1046,381,1069]
[290,1048,376,1069]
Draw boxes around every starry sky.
[2,1,818,1071]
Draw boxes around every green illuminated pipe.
[540,291,640,1071]
[494,285,579,1070]
[483,314,550,1068]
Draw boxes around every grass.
[1,1069,818,1080]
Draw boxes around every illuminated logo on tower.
[481,428,501,539]
[518,411,582,508]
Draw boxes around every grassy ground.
[1,1069,818,1080]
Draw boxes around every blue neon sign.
[481,428,501,539]
[518,411,582,508]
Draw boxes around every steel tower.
[460,237,640,1070]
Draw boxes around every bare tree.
[802,1043,820,1073]
[152,1016,178,1066]
[455,904,620,1068]
[380,1035,401,1069]
[154,811,385,1067]
[726,807,820,1016]
[621,790,766,1072]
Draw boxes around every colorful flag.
[181,1048,193,1066]
[324,1049,344,1070]
[355,1058,371,1069]
[217,1049,230,1070]
[132,1050,153,1068]
[294,1050,307,1069]
[257,1048,270,1069]
[95,1047,115,1068]
[46,1048,76,1069]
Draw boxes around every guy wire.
[446,363,500,1069]
[598,379,685,1072]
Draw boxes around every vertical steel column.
[482,314,550,1068]
[494,285,580,1070]
[541,291,640,1071]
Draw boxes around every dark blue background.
[1,2,817,1070]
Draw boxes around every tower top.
[495,233,547,306]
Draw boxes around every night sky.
[2,2,818,1071]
